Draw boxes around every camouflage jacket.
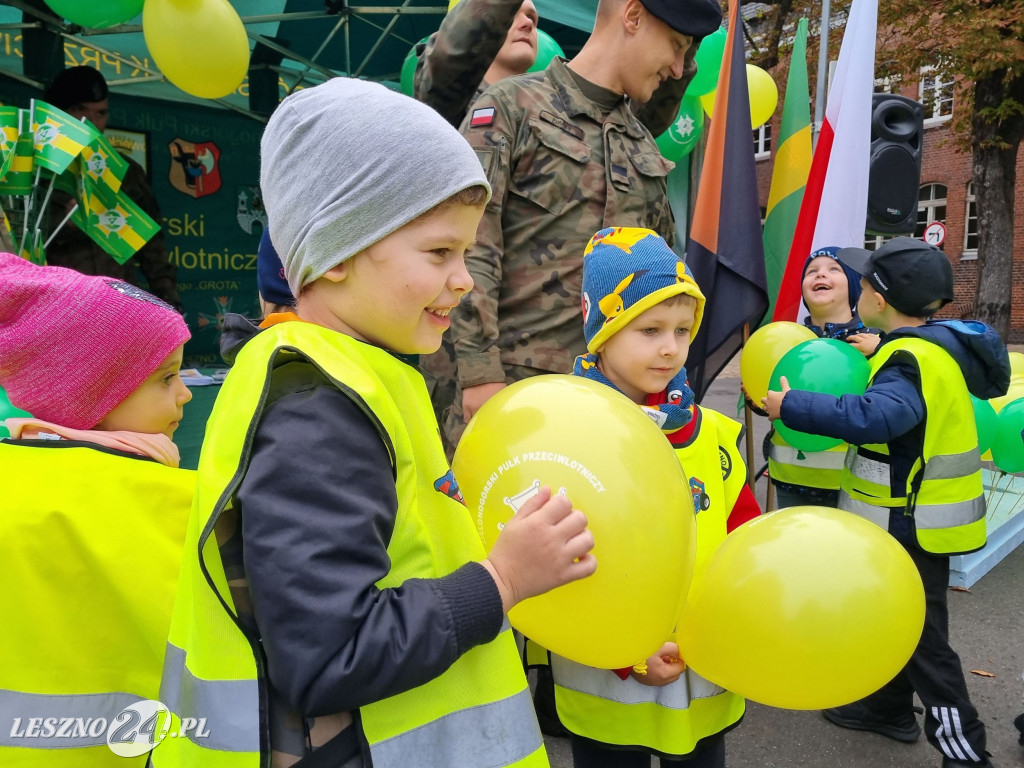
[451,57,676,386]
[412,0,698,133]
[46,155,181,310]
[413,0,521,128]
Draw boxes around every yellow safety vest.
[0,441,192,767]
[153,320,546,768]
[552,406,744,756]
[839,337,986,555]
[768,431,846,491]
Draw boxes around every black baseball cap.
[838,237,955,318]
[639,0,723,38]
[44,66,108,110]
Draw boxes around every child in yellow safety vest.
[0,253,193,767]
[155,77,596,768]
[767,246,879,509]
[555,227,761,768]
[764,238,1009,768]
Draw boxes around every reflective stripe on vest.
[552,406,745,756]
[839,338,986,555]
[768,434,846,490]
[157,321,545,768]
[159,643,260,754]
[0,689,144,748]
[0,442,192,765]
[371,686,539,768]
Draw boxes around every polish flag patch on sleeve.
[470,107,496,127]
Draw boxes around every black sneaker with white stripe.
[822,702,921,743]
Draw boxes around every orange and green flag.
[30,100,98,174]
[79,174,160,264]
[761,17,812,324]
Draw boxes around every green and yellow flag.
[0,105,20,159]
[761,18,812,323]
[81,132,129,193]
[79,174,160,264]
[0,131,36,195]
[30,100,98,174]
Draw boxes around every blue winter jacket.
[780,320,1010,523]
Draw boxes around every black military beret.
[44,66,108,109]
[639,0,723,38]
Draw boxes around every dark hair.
[44,66,108,110]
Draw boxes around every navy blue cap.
[257,229,295,307]
[44,66,108,109]
[639,0,723,38]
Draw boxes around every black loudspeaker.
[21,1,65,85]
[249,40,286,117]
[866,93,925,234]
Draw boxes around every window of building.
[874,75,901,95]
[753,123,771,161]
[914,184,947,238]
[963,181,978,259]
[864,233,892,251]
[919,67,954,123]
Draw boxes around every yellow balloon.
[740,322,817,406]
[699,65,779,129]
[1009,352,1024,377]
[989,375,1024,413]
[143,0,250,99]
[453,375,696,669]
[678,506,925,710]
[747,64,779,128]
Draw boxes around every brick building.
[752,71,1024,341]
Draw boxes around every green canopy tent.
[1,0,594,119]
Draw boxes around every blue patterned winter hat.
[581,227,706,353]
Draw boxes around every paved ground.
[543,368,1024,768]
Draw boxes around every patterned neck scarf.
[573,353,695,432]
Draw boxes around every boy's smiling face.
[802,255,850,317]
[307,202,481,354]
[596,297,695,404]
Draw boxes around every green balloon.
[991,398,1024,473]
[400,36,432,97]
[45,0,143,28]
[685,27,727,97]
[0,385,32,439]
[527,30,565,73]
[971,395,998,455]
[769,338,872,453]
[655,93,705,161]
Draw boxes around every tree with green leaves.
[876,0,1024,338]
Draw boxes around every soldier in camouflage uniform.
[414,0,540,129]
[43,67,181,311]
[442,0,723,448]
[419,0,713,451]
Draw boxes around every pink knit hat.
[0,252,191,429]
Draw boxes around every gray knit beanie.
[260,78,491,295]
